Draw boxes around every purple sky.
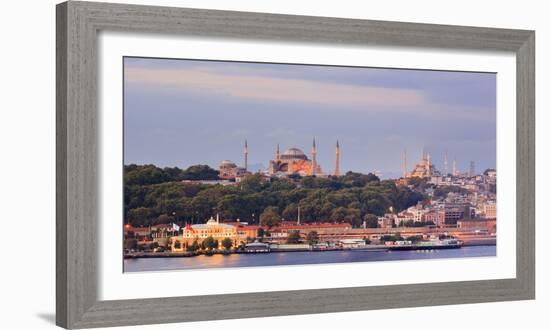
[123,57,496,178]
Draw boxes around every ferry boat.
[243,242,271,253]
[389,238,463,251]
[338,239,388,251]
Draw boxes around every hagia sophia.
[218,139,341,179]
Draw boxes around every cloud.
[124,66,427,110]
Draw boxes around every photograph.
[122,56,497,272]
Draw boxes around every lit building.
[268,140,324,176]
[170,215,240,251]
[482,202,497,219]
[457,218,496,232]
[409,151,438,178]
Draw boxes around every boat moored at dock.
[388,238,463,251]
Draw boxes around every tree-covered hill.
[124,164,425,228]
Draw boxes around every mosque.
[268,139,339,177]
[402,148,442,178]
[218,139,342,179]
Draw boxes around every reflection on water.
[124,245,496,273]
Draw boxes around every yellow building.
[483,202,497,219]
[409,152,434,178]
[170,215,239,251]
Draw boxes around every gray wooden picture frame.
[56,1,535,328]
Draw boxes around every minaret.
[334,140,340,176]
[426,153,431,177]
[243,140,248,172]
[403,147,408,178]
[444,150,448,176]
[452,159,457,176]
[275,143,280,161]
[311,138,317,176]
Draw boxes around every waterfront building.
[422,209,446,227]
[170,215,239,251]
[457,218,496,232]
[151,223,179,238]
[482,202,497,219]
[124,225,151,239]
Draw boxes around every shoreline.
[124,239,496,259]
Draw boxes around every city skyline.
[124,57,496,178]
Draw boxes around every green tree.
[239,173,264,192]
[363,214,379,228]
[345,208,362,228]
[127,207,155,227]
[123,164,429,228]
[306,231,319,245]
[260,206,281,229]
[330,207,348,222]
[202,236,216,250]
[340,171,379,187]
[124,238,137,250]
[257,227,265,239]
[187,240,200,252]
[282,203,298,220]
[181,164,219,180]
[173,240,182,249]
[154,214,174,225]
[221,237,233,250]
[287,230,301,244]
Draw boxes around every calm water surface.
[124,245,496,272]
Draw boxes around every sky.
[123,57,496,179]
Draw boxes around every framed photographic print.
[56,1,535,328]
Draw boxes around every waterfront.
[124,245,496,272]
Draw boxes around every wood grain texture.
[56,1,536,328]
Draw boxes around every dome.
[219,160,237,168]
[280,147,308,160]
